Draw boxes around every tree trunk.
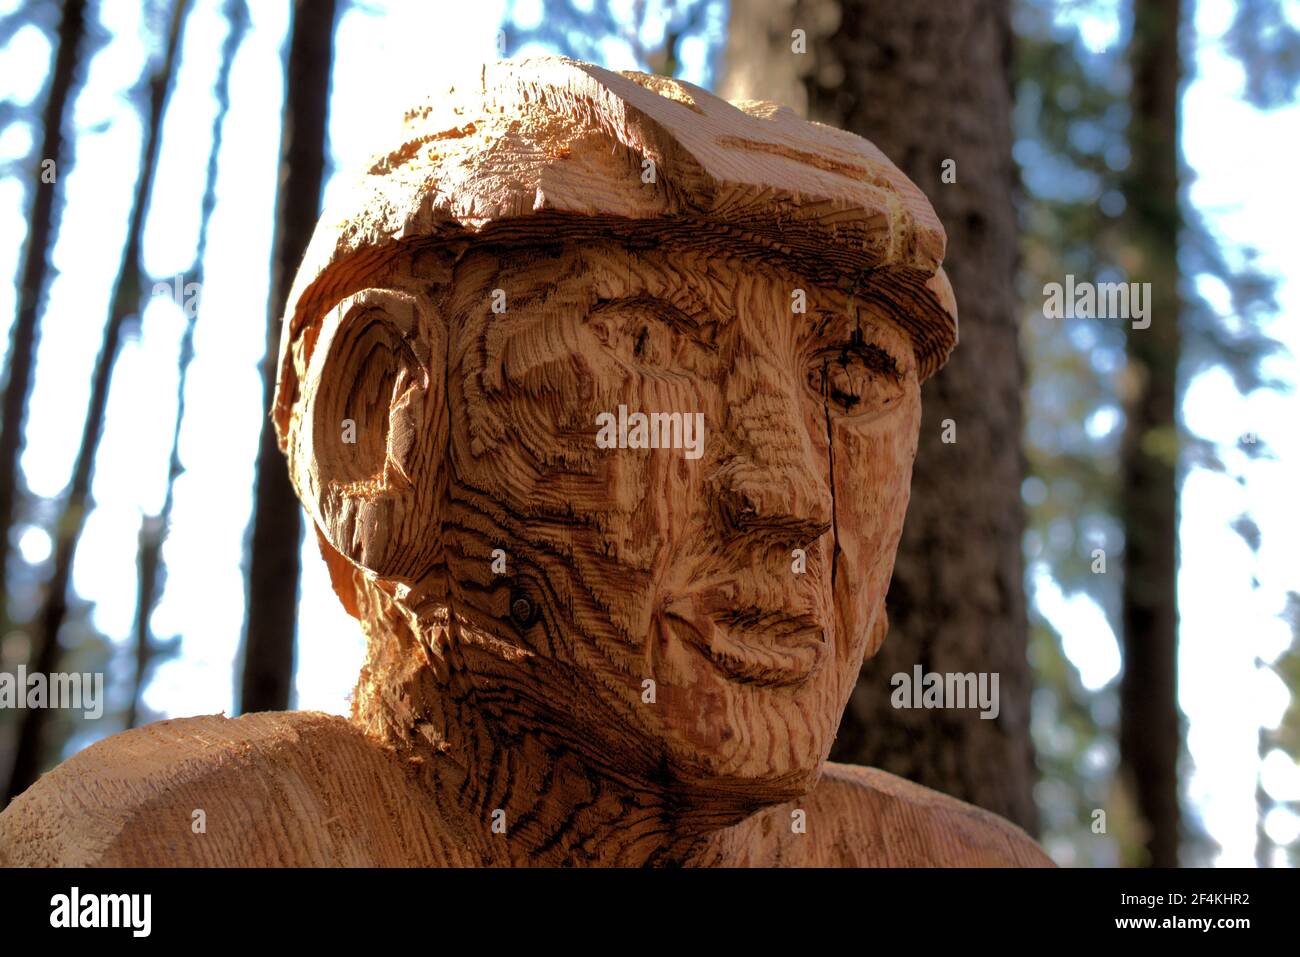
[722,0,1036,832]
[1119,0,1183,868]
[4,0,191,803]
[239,0,336,713]
[128,514,163,730]
[0,0,87,621]
[129,0,248,729]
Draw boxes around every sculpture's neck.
[418,720,738,866]
[349,587,753,866]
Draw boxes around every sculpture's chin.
[640,665,839,809]
[553,611,832,813]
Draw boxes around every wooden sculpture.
[0,58,1050,867]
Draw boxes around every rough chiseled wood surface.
[0,713,1047,866]
[0,58,1049,867]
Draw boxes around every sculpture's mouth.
[662,580,826,687]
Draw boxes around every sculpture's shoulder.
[0,711,451,867]
[728,762,1055,867]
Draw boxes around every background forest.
[0,0,1297,867]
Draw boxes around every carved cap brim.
[272,56,958,448]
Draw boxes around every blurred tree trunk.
[1119,0,1183,868]
[0,0,87,622]
[239,0,336,714]
[129,514,163,731]
[722,0,1037,833]
[129,0,249,729]
[5,0,190,803]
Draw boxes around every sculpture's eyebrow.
[589,294,716,339]
[809,310,910,375]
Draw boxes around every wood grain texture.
[0,712,1048,866]
[272,55,957,442]
[0,59,1048,867]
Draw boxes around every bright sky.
[0,0,1296,866]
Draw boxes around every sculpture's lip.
[661,583,826,687]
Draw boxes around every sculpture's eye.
[587,298,711,372]
[628,318,674,367]
[807,342,904,418]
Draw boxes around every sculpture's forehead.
[273,58,957,448]
[438,241,920,373]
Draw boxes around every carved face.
[295,240,921,804]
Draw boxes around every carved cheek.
[559,317,713,569]
[828,383,921,671]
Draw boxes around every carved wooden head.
[272,59,956,805]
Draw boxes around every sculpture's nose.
[711,343,833,548]
[713,461,832,547]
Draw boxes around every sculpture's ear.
[290,287,446,585]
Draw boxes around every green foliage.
[1016,0,1299,866]
[1015,2,1127,863]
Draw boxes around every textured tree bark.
[1119,0,1183,868]
[0,0,87,620]
[240,0,336,713]
[723,0,1036,833]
